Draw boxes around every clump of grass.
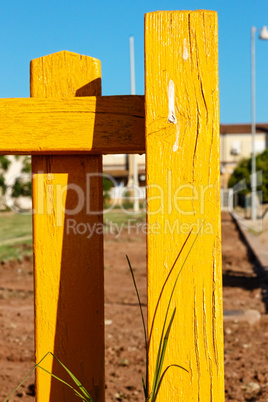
[126,227,201,401]
[4,352,93,402]
[6,228,201,401]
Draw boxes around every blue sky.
[0,0,268,123]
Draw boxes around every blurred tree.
[12,156,32,198]
[228,149,268,204]
[103,177,113,207]
[0,156,11,195]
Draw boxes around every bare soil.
[1,212,268,401]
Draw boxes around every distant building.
[103,154,146,186]
[103,123,268,190]
[220,123,268,188]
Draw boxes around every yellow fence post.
[31,52,104,401]
[145,11,224,401]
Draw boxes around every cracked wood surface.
[145,11,224,401]
[0,95,145,155]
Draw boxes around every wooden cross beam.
[0,11,224,401]
[0,95,145,154]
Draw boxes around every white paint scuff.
[168,80,180,152]
[183,38,189,60]
[168,79,177,124]
[173,126,180,152]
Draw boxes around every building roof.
[220,123,268,134]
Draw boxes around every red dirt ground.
[1,212,268,401]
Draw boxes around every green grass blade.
[4,367,36,401]
[4,352,51,402]
[153,364,189,402]
[49,352,93,400]
[126,254,148,398]
[150,224,204,401]
[151,308,176,401]
[148,230,192,347]
[150,231,195,392]
[142,375,147,399]
[4,350,93,402]
[150,248,189,397]
[36,364,88,400]
[126,255,147,348]
[156,308,176,382]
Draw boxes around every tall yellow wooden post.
[145,11,224,401]
[31,52,104,401]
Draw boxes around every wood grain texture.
[0,95,145,154]
[32,51,104,401]
[145,11,224,401]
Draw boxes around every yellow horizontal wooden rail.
[0,95,145,155]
